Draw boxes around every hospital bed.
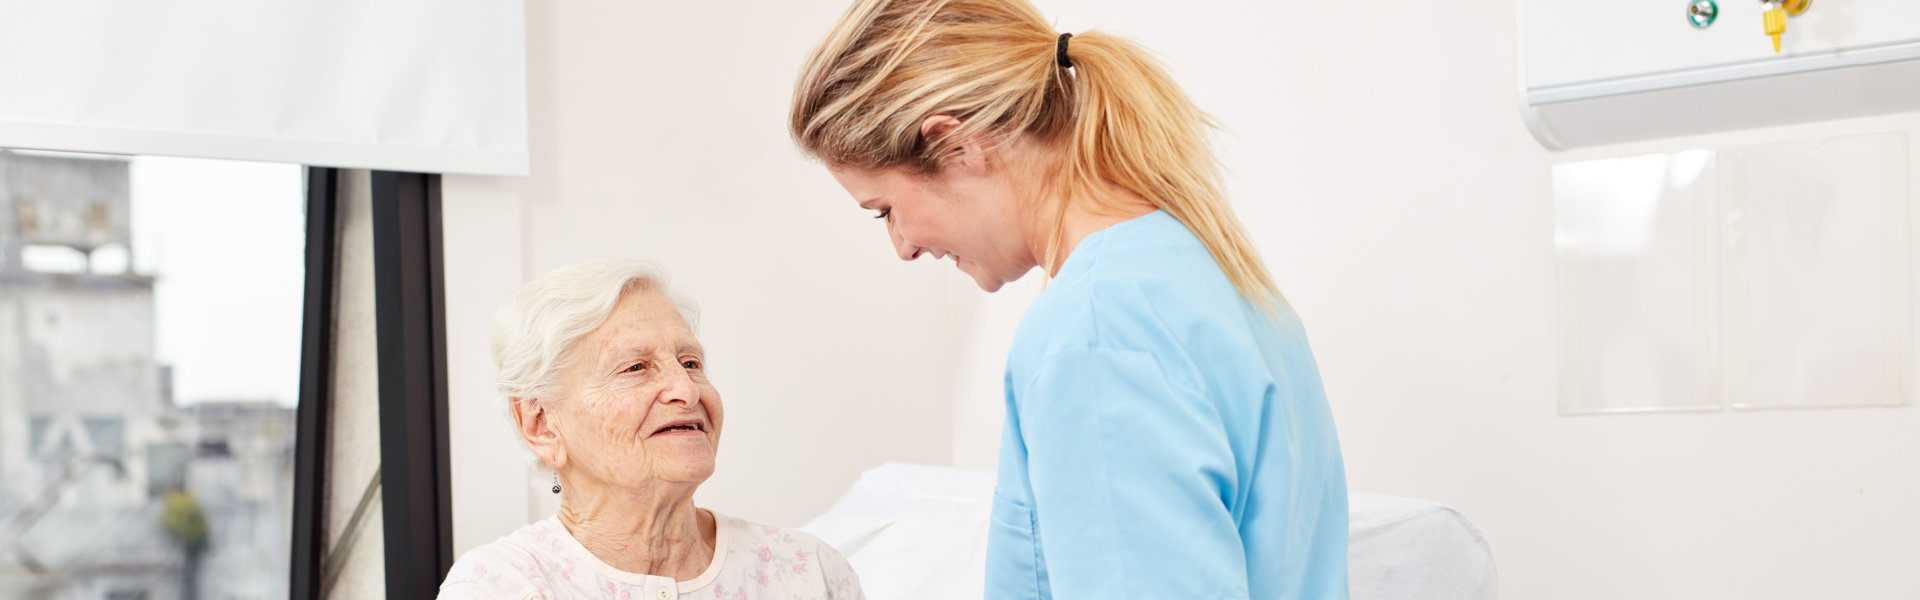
[801,463,1498,600]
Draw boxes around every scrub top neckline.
[1052,209,1171,283]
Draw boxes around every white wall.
[446,0,1920,598]
[443,0,969,549]
[946,2,1920,599]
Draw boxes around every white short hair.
[490,259,699,405]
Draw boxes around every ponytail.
[1048,32,1282,308]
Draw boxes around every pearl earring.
[551,471,561,494]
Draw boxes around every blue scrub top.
[985,211,1349,599]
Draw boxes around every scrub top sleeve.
[1019,345,1251,599]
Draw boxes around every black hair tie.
[1056,33,1073,68]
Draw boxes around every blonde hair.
[789,0,1284,309]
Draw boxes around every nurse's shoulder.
[1013,213,1242,355]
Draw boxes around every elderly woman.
[439,259,863,600]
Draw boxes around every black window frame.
[290,169,453,600]
[369,170,455,599]
[290,166,340,599]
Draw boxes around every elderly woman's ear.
[511,398,565,469]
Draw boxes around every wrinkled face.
[548,288,722,490]
[829,165,1037,292]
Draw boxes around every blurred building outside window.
[0,149,305,599]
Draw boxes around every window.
[0,150,307,598]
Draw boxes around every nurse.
[789,0,1348,598]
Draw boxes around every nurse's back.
[995,210,1348,599]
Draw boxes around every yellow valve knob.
[1764,7,1786,53]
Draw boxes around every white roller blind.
[0,0,527,176]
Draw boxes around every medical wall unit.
[1519,0,1920,150]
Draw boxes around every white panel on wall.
[1556,132,1915,413]
[1722,132,1913,410]
[1555,150,1720,414]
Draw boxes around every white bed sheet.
[801,463,1498,600]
